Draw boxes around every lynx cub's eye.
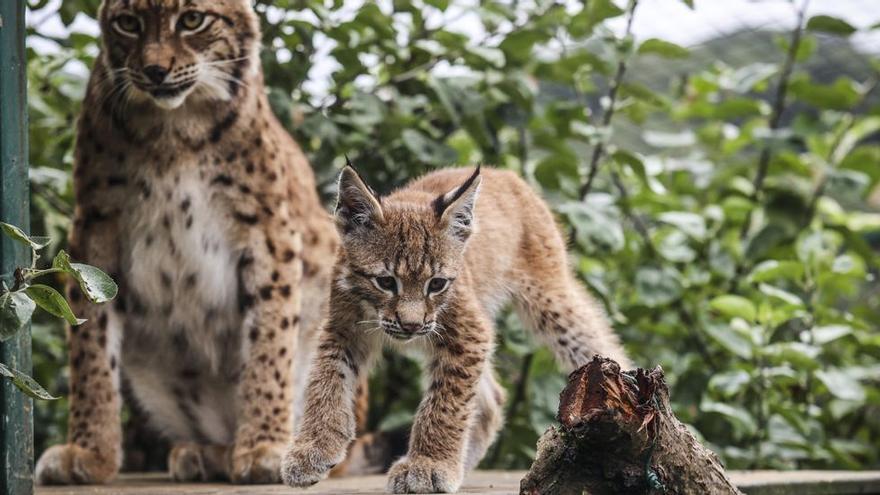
[427,278,449,295]
[178,11,207,31]
[113,15,141,36]
[374,276,397,293]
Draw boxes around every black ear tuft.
[433,167,482,242]
[432,165,481,218]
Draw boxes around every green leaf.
[534,152,580,192]
[52,250,118,303]
[704,322,754,359]
[0,291,36,341]
[558,202,624,254]
[0,222,50,250]
[831,117,880,166]
[638,38,689,59]
[25,284,86,326]
[762,342,821,368]
[709,370,751,398]
[635,266,683,307]
[758,283,804,307]
[709,295,757,321]
[0,363,58,400]
[789,76,860,111]
[657,212,706,240]
[806,15,857,36]
[747,260,804,283]
[657,230,697,263]
[811,325,853,344]
[570,0,624,37]
[816,369,865,401]
[701,400,757,436]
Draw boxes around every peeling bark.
[520,357,743,495]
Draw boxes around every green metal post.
[0,1,34,494]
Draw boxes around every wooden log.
[520,356,743,495]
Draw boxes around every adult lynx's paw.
[36,444,119,485]
[386,456,463,494]
[280,442,343,487]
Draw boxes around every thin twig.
[578,0,640,201]
[739,0,811,240]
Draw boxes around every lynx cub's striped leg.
[230,230,303,484]
[514,270,632,370]
[387,298,492,494]
[281,310,377,487]
[36,285,123,484]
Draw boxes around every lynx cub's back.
[283,166,630,493]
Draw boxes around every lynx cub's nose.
[398,321,422,333]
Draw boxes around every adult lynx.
[35,0,344,485]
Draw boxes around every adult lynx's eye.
[113,15,141,36]
[374,276,397,293]
[427,278,448,294]
[179,11,206,31]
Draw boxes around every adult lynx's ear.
[335,165,384,234]
[433,166,482,242]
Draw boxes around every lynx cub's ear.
[335,165,384,234]
[433,167,482,242]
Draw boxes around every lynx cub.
[281,166,630,493]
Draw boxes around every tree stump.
[520,357,743,495]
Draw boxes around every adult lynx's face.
[334,167,481,341]
[98,0,258,110]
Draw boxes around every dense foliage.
[25,0,880,470]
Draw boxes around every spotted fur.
[35,0,342,485]
[281,166,631,493]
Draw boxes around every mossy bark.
[520,357,743,495]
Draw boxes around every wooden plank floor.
[36,470,880,494]
[36,471,522,495]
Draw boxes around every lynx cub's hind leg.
[463,369,506,471]
[168,443,231,482]
[513,268,632,370]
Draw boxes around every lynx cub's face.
[98,0,257,110]
[334,167,481,341]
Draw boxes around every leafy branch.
[578,0,640,201]
[0,222,117,400]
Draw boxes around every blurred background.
[24,0,880,472]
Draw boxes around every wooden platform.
[35,470,880,494]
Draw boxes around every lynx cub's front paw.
[230,442,285,484]
[386,456,463,494]
[280,442,343,487]
[36,444,119,485]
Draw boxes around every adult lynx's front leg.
[230,221,304,484]
[36,220,123,484]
